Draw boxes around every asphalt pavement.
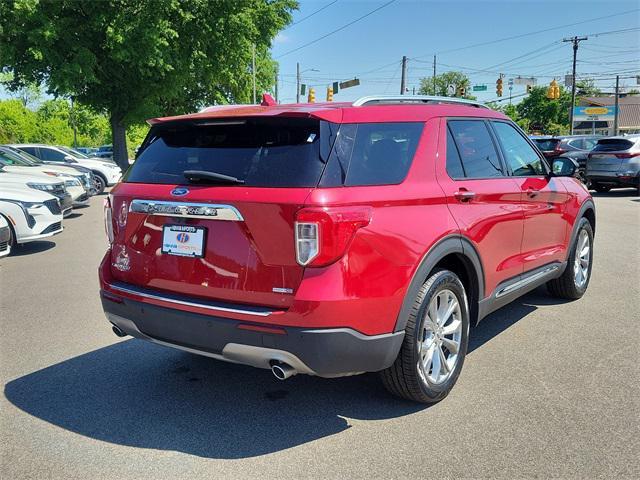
[1,189,639,479]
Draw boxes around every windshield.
[0,149,37,166]
[125,117,331,187]
[59,146,89,159]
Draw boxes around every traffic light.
[526,84,533,94]
[326,86,334,102]
[496,77,503,97]
[546,79,560,99]
[308,87,315,103]
[457,86,466,97]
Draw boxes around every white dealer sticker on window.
[162,225,206,257]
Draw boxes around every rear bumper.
[100,291,404,377]
[587,173,640,188]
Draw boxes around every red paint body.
[99,103,592,336]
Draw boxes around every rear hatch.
[108,116,333,309]
[588,138,637,174]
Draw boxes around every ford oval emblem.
[171,187,189,196]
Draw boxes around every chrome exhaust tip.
[271,362,296,380]
[112,325,127,338]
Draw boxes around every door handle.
[454,189,476,203]
[526,188,540,198]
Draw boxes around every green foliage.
[417,71,477,100]
[576,79,602,98]
[0,0,296,166]
[516,86,571,133]
[0,100,37,143]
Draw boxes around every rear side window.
[592,138,635,152]
[491,121,545,176]
[320,122,424,186]
[446,126,465,179]
[126,117,331,187]
[448,120,504,178]
[19,146,38,157]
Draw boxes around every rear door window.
[320,122,424,186]
[126,117,331,187]
[447,120,504,178]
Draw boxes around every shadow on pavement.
[590,188,638,198]
[4,286,560,459]
[9,241,56,256]
[64,212,83,219]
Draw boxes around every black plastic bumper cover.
[100,291,404,376]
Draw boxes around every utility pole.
[433,55,437,95]
[613,75,620,136]
[70,96,77,148]
[563,35,587,134]
[252,44,256,104]
[400,56,407,95]
[296,62,300,103]
[275,64,279,104]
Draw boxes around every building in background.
[575,96,640,135]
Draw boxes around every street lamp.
[296,63,319,103]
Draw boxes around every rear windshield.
[531,138,560,151]
[592,138,635,152]
[126,117,329,187]
[126,117,424,188]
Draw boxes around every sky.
[271,0,640,104]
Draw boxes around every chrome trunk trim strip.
[129,199,243,221]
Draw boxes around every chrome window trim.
[109,283,272,317]
[129,199,244,221]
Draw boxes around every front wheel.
[381,269,470,404]
[92,174,106,195]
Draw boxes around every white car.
[0,145,94,197]
[0,169,73,216]
[0,186,64,246]
[11,144,123,194]
[0,155,89,207]
[0,215,11,257]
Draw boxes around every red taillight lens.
[615,152,640,159]
[104,196,114,243]
[295,206,372,267]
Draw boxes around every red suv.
[99,95,595,403]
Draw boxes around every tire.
[92,173,106,195]
[381,269,470,404]
[592,183,610,193]
[547,217,594,300]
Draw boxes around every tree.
[0,0,296,169]
[576,79,602,98]
[417,71,477,100]
[516,86,571,134]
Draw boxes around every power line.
[275,0,397,59]
[287,1,339,27]
[412,8,639,58]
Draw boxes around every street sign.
[513,76,536,86]
[565,74,574,87]
[332,81,339,93]
[472,85,487,92]
[339,78,360,89]
[300,84,306,95]
[573,106,617,121]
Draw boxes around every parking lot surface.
[1,190,639,479]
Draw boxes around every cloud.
[274,33,289,44]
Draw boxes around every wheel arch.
[394,236,485,332]
[567,199,596,262]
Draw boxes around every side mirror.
[64,155,77,163]
[551,157,577,177]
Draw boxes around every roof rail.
[352,95,488,109]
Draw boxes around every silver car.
[587,135,640,193]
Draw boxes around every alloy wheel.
[573,229,590,288]
[417,289,463,385]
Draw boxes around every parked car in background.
[0,148,90,207]
[0,215,11,257]
[0,168,72,216]
[75,147,98,156]
[94,145,113,160]
[1,145,97,194]
[587,135,640,193]
[530,136,564,159]
[0,186,64,248]
[100,95,595,404]
[10,144,122,194]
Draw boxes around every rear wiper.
[183,170,245,185]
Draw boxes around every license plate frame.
[161,224,207,258]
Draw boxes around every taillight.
[104,196,114,243]
[295,206,372,267]
[615,152,640,159]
